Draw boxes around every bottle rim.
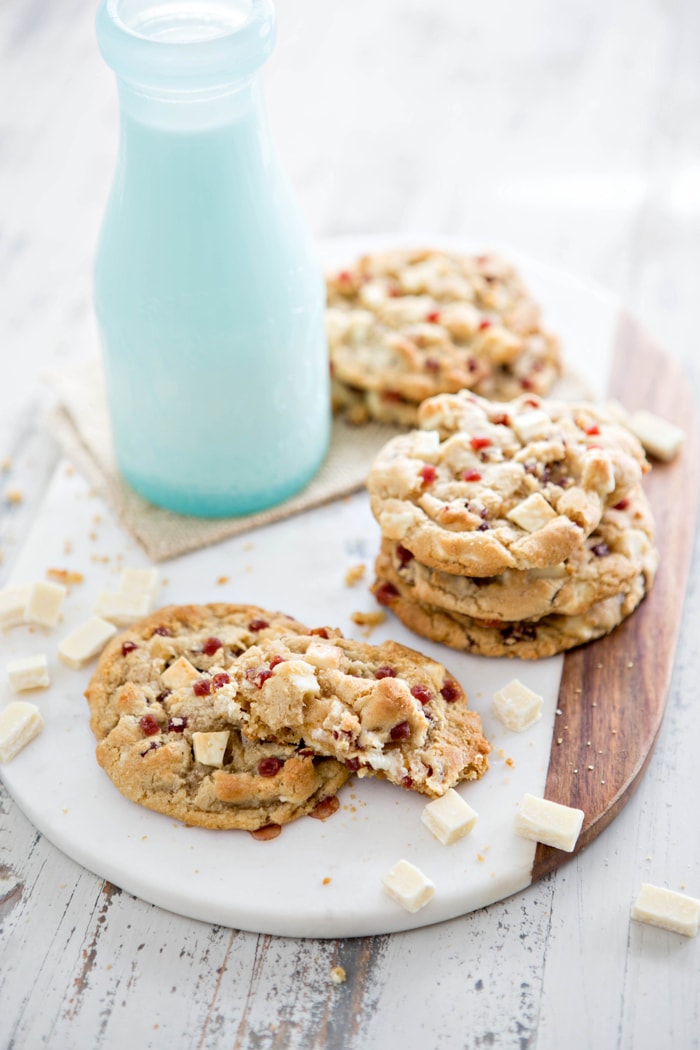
[96,0,276,89]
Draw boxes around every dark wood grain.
[532,313,699,880]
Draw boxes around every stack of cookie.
[86,603,490,833]
[326,247,561,425]
[369,391,659,659]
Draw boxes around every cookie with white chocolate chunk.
[372,549,653,660]
[86,603,350,830]
[378,484,658,623]
[327,248,561,425]
[226,634,490,798]
[367,391,649,578]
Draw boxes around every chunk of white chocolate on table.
[421,788,478,845]
[493,679,543,732]
[606,400,683,461]
[192,730,229,767]
[26,581,67,628]
[0,584,31,629]
[161,656,201,690]
[382,859,436,913]
[118,566,160,597]
[631,883,700,937]
[0,701,44,762]
[628,410,683,462]
[6,654,50,692]
[93,590,151,626]
[506,492,557,533]
[515,793,584,852]
[58,617,117,669]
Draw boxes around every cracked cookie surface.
[86,604,350,830]
[368,391,649,577]
[225,634,490,798]
[327,248,561,424]
[380,485,657,622]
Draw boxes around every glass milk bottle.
[94,0,330,517]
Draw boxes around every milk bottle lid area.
[96,0,276,88]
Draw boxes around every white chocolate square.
[118,567,160,601]
[515,793,584,852]
[382,859,435,913]
[421,788,478,845]
[0,701,44,762]
[303,640,343,670]
[493,679,543,732]
[512,409,551,443]
[93,590,152,626]
[271,658,320,696]
[7,654,50,692]
[58,617,117,669]
[25,581,67,628]
[506,492,557,533]
[192,730,229,767]
[631,883,700,937]
[161,656,200,690]
[629,410,683,462]
[0,584,32,629]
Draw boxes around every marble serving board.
[0,241,696,938]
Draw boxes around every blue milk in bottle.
[94,0,330,517]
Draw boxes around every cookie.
[326,248,561,424]
[372,549,654,660]
[86,603,316,741]
[368,392,649,577]
[86,604,351,830]
[380,485,658,622]
[226,634,490,798]
[95,716,351,832]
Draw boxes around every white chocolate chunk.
[0,701,44,762]
[529,563,568,579]
[631,883,700,937]
[161,656,200,689]
[628,410,683,462]
[0,584,32,629]
[382,859,435,913]
[303,640,343,670]
[118,567,160,599]
[270,658,321,697]
[493,679,543,732]
[58,617,117,669]
[512,409,551,443]
[192,730,229,767]
[515,793,584,852]
[7,654,50,692]
[93,590,152,626]
[421,788,478,845]
[506,492,557,533]
[26,581,67,628]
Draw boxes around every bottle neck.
[116,71,266,130]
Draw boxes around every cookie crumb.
[322,876,332,886]
[1,457,11,472]
[5,488,22,505]
[350,609,386,635]
[47,568,84,586]
[344,563,366,587]
[217,576,230,585]
[330,966,347,985]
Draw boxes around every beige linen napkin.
[46,359,398,563]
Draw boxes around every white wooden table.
[2,1,699,1046]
